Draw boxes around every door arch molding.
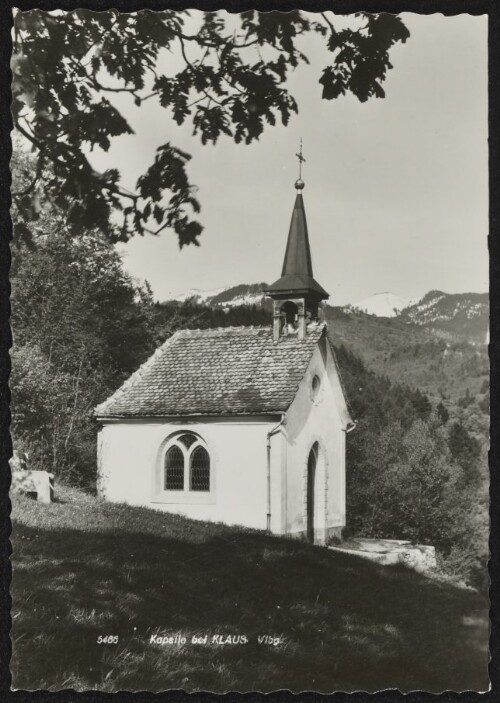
[304,440,328,544]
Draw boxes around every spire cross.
[295,139,306,179]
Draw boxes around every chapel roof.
[95,323,326,419]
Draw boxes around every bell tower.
[265,143,329,342]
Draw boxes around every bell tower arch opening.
[280,300,299,335]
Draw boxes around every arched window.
[164,445,184,490]
[190,446,210,491]
[163,433,211,493]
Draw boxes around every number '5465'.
[97,635,119,644]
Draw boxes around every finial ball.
[295,178,305,191]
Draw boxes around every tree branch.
[90,74,142,99]
[320,12,336,33]
[178,34,225,106]
[14,120,140,206]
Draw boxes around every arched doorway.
[307,442,319,543]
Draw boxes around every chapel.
[95,169,353,544]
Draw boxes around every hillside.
[399,290,489,344]
[325,306,489,407]
[11,487,489,693]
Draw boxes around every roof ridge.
[176,324,272,335]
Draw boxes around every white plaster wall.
[97,417,282,531]
[283,336,349,543]
[269,429,285,534]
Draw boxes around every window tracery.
[163,433,210,493]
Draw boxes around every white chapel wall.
[97,417,282,531]
[283,336,348,543]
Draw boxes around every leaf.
[153,204,164,224]
[319,66,345,100]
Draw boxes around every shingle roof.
[95,323,326,418]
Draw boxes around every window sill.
[152,491,216,505]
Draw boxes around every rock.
[11,469,54,504]
[329,538,436,573]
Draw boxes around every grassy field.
[10,486,489,693]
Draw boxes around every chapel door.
[307,444,318,543]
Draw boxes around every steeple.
[265,144,329,342]
[269,182,329,299]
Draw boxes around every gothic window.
[164,445,184,490]
[163,433,211,493]
[190,446,210,491]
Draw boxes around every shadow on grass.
[10,499,489,693]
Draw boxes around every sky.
[91,11,488,306]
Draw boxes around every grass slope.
[11,487,489,693]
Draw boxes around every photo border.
[1,0,497,699]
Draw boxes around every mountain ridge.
[162,284,488,344]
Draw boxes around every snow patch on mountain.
[352,292,415,318]
[219,293,265,308]
[402,291,488,325]
[164,287,231,304]
[164,283,268,308]
[397,290,489,342]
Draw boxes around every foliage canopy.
[12,9,409,246]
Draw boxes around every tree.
[11,9,409,246]
[411,388,432,421]
[335,342,487,587]
[9,195,157,487]
[478,391,489,414]
[436,401,449,424]
[448,421,481,478]
[458,388,474,409]
[11,223,156,383]
[346,415,474,556]
[10,343,79,479]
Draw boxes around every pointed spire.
[265,175,328,300]
[281,187,313,278]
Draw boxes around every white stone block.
[11,470,54,503]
